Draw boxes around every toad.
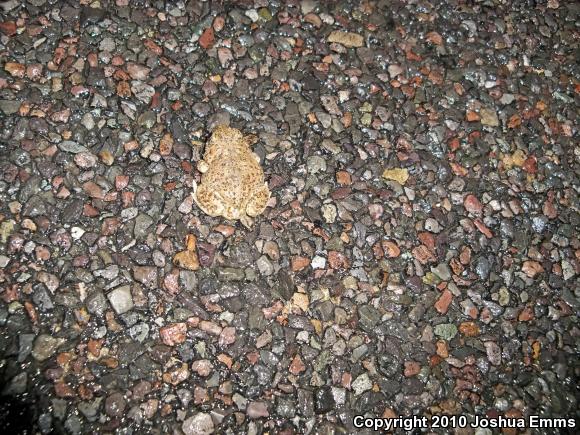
[192,126,271,228]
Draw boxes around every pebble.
[289,355,306,375]
[434,324,458,340]
[133,266,158,288]
[126,63,151,80]
[480,107,499,126]
[182,412,214,435]
[311,256,326,269]
[382,168,409,185]
[160,323,187,346]
[424,218,441,233]
[522,261,544,278]
[0,255,10,268]
[246,401,269,419]
[85,291,107,316]
[0,1,577,433]
[351,373,372,395]
[191,360,213,377]
[107,285,133,315]
[475,257,491,280]
[31,335,62,361]
[131,81,155,103]
[485,341,502,366]
[70,227,85,240]
[314,387,335,413]
[219,327,236,347]
[500,93,515,105]
[388,64,403,78]
[173,235,200,271]
[464,194,483,214]
[59,141,88,154]
[307,155,327,174]
[105,392,126,418]
[5,62,25,77]
[134,213,154,239]
[0,99,20,115]
[74,152,97,168]
[434,290,453,314]
[321,204,337,223]
[327,31,364,47]
[256,255,273,276]
[431,263,451,281]
[358,305,381,330]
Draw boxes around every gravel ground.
[0,0,579,434]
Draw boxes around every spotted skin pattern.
[192,126,271,227]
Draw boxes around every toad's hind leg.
[240,214,254,229]
[193,182,225,217]
[246,183,271,217]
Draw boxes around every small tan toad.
[192,125,271,228]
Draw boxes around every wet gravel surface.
[1,0,579,434]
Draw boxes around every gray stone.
[320,95,342,115]
[137,111,156,129]
[321,204,337,223]
[298,389,314,417]
[246,401,269,419]
[58,140,88,153]
[133,266,157,288]
[480,107,499,126]
[180,270,197,292]
[485,341,502,366]
[0,255,9,268]
[131,81,155,104]
[107,285,134,315]
[425,218,441,233]
[52,399,68,420]
[32,284,54,311]
[32,334,62,361]
[78,397,103,421]
[276,397,296,418]
[105,392,127,418]
[134,213,154,239]
[431,263,451,281]
[388,64,404,78]
[500,93,515,105]
[256,255,273,276]
[99,36,116,52]
[475,257,491,281]
[276,270,295,301]
[18,333,35,362]
[95,265,119,280]
[61,199,84,223]
[86,291,108,316]
[38,412,52,434]
[358,305,381,330]
[81,113,95,130]
[0,99,21,115]
[301,0,317,14]
[2,372,27,395]
[129,322,150,342]
[182,412,215,435]
[351,344,368,362]
[434,324,457,340]
[216,268,245,281]
[307,155,327,174]
[314,386,335,414]
[64,414,82,435]
[352,373,372,395]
